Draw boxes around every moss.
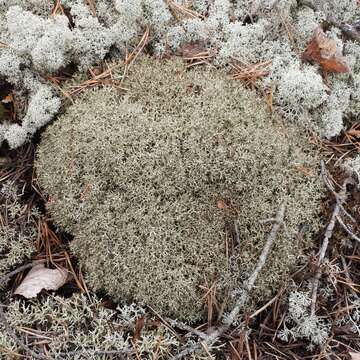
[36,58,323,321]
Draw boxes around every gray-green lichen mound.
[36,58,322,321]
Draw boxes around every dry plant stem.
[336,215,360,244]
[174,203,286,359]
[68,27,149,97]
[310,197,340,317]
[298,0,360,43]
[0,260,49,360]
[164,318,208,339]
[310,161,354,316]
[166,0,204,20]
[125,27,150,67]
[60,349,132,358]
[341,256,359,300]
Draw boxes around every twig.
[147,305,182,340]
[230,60,271,90]
[68,27,149,97]
[1,260,46,287]
[321,163,357,224]
[249,291,282,319]
[164,318,208,339]
[174,203,286,359]
[234,220,240,246]
[310,161,354,316]
[336,215,360,244]
[51,0,65,16]
[341,256,360,300]
[125,27,150,67]
[166,0,204,20]
[310,193,340,316]
[60,349,132,358]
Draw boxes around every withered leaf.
[14,263,68,298]
[303,27,350,73]
[180,41,207,58]
[134,315,146,341]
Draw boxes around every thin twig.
[310,194,340,316]
[166,0,204,20]
[310,161,354,316]
[1,260,46,287]
[340,256,360,300]
[60,349,132,358]
[249,291,282,319]
[125,27,150,67]
[336,215,360,244]
[164,318,208,339]
[174,203,286,359]
[147,305,182,340]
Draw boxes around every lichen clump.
[36,58,322,321]
[1,0,360,148]
[0,294,180,359]
[0,181,36,287]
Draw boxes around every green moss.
[36,57,323,321]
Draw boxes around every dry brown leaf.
[303,27,350,73]
[350,353,360,360]
[1,94,13,104]
[134,315,146,341]
[14,263,68,298]
[180,42,207,58]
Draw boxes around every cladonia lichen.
[1,1,360,147]
[36,58,323,321]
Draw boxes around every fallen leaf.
[303,27,350,73]
[14,263,68,298]
[133,315,146,341]
[350,352,360,360]
[1,94,13,104]
[180,41,207,58]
